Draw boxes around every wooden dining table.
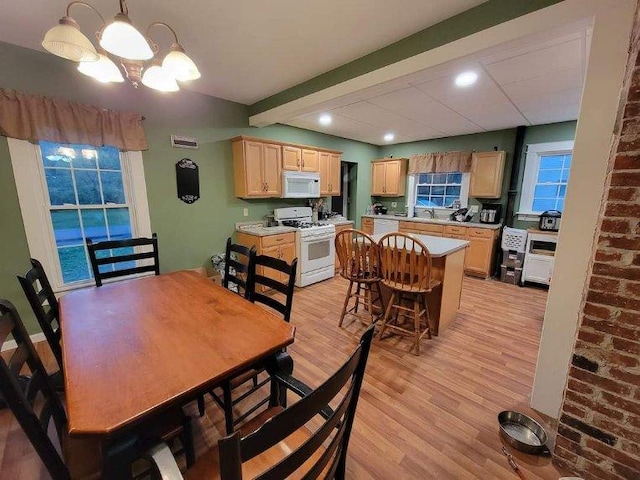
[59,270,296,477]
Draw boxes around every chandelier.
[42,0,200,92]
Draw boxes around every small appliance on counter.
[539,210,562,231]
[449,208,474,222]
[479,203,502,224]
[373,203,388,215]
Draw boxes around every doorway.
[333,161,357,221]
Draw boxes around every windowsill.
[54,271,156,296]
[516,212,541,221]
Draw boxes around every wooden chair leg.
[222,382,234,435]
[377,291,396,340]
[366,284,374,325]
[354,283,362,313]
[413,295,421,356]
[339,281,354,327]
[375,281,385,323]
[423,293,433,339]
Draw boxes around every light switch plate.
[469,205,479,213]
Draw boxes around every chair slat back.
[0,300,70,480]
[87,233,160,286]
[223,238,256,298]
[247,255,298,322]
[217,325,375,480]
[378,233,433,292]
[335,229,380,281]
[17,259,63,370]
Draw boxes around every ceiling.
[0,0,486,104]
[285,24,591,145]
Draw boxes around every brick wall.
[553,8,640,480]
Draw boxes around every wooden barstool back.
[335,229,385,327]
[377,233,439,355]
[378,232,433,292]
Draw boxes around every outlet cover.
[391,201,397,208]
[469,205,479,213]
[243,208,249,217]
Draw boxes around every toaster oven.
[539,210,562,231]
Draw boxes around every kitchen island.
[370,232,468,335]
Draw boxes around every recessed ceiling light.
[384,133,395,142]
[319,114,332,126]
[455,71,478,87]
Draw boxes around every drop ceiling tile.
[368,86,483,136]
[502,67,583,101]
[485,39,582,86]
[522,103,581,125]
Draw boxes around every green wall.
[512,121,577,228]
[0,41,377,333]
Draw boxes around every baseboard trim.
[1,332,46,352]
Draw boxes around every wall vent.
[171,135,199,149]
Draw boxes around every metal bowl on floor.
[498,410,551,455]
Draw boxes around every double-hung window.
[518,141,574,217]
[8,138,151,291]
[408,172,470,216]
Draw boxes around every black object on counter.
[479,203,502,224]
[539,210,562,231]
[373,203,388,215]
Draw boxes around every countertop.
[235,218,353,237]
[362,214,502,230]
[370,233,469,258]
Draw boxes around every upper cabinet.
[371,158,408,196]
[231,136,342,198]
[301,149,319,173]
[233,139,282,198]
[282,146,302,171]
[469,151,505,199]
[319,152,342,196]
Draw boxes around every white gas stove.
[273,207,336,287]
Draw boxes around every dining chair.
[208,254,298,434]
[17,258,64,390]
[0,298,195,479]
[335,228,385,327]
[86,233,160,287]
[377,233,441,355]
[223,237,256,296]
[147,325,375,480]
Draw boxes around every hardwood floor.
[0,275,565,479]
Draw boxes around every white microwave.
[282,171,320,198]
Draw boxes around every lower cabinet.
[361,218,374,235]
[235,231,296,292]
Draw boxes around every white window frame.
[518,140,574,220]
[407,172,470,218]
[8,138,152,293]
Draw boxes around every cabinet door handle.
[265,182,269,191]
[302,159,305,168]
[297,159,300,167]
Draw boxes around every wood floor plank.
[0,275,566,479]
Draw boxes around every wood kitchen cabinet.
[232,139,282,198]
[319,152,342,195]
[301,149,319,172]
[371,158,408,196]
[361,217,374,234]
[235,231,296,292]
[463,228,498,278]
[398,221,443,236]
[469,151,505,199]
[282,146,302,171]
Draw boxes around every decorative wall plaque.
[176,158,200,204]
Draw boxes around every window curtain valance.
[408,151,473,175]
[0,88,148,151]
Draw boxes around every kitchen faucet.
[426,207,435,219]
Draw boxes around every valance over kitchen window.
[409,150,472,175]
[0,88,147,151]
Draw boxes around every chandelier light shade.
[78,51,124,83]
[42,1,200,92]
[162,43,201,81]
[42,17,99,62]
[142,63,179,92]
[99,12,153,60]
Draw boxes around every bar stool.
[335,229,385,327]
[377,233,441,355]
